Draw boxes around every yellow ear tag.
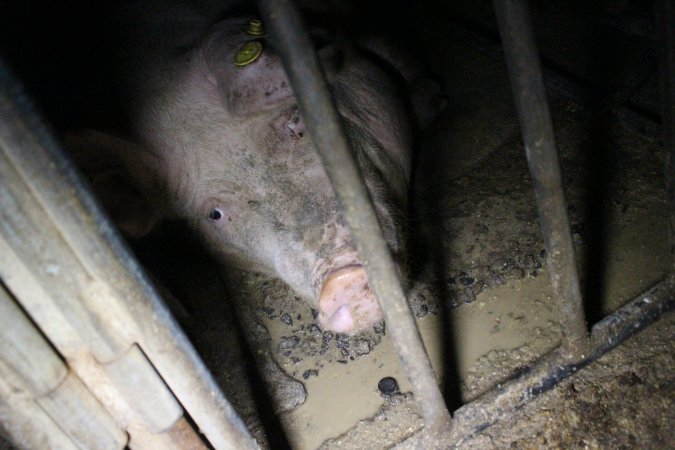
[246,19,266,37]
[235,41,263,67]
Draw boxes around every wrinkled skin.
[69,3,442,334]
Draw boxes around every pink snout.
[318,265,383,334]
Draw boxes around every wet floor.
[263,273,565,449]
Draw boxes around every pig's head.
[68,16,414,334]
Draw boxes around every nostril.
[286,108,305,138]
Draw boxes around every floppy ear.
[64,130,167,239]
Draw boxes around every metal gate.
[1,0,673,448]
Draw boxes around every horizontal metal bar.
[255,0,452,437]
[396,277,674,447]
[493,0,588,356]
[0,61,259,450]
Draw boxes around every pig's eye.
[208,208,223,221]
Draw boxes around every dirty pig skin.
[66,1,445,334]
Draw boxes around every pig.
[66,1,445,334]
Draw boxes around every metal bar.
[255,0,452,436]
[127,417,209,450]
[493,0,588,356]
[395,278,674,447]
[37,373,128,450]
[0,148,129,362]
[0,390,80,450]
[0,62,259,450]
[656,0,675,272]
[101,344,182,433]
[0,186,188,448]
[0,284,127,450]
[0,283,68,397]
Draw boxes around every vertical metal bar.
[255,0,452,435]
[656,0,675,274]
[492,0,588,356]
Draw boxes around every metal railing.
[256,0,675,447]
[0,0,673,448]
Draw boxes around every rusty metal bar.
[656,0,675,272]
[493,0,588,356]
[0,61,259,450]
[255,0,452,436]
[393,278,673,447]
[126,417,210,450]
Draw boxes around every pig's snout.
[318,265,383,334]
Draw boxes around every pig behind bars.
[65,0,445,334]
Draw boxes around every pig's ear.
[63,130,167,239]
